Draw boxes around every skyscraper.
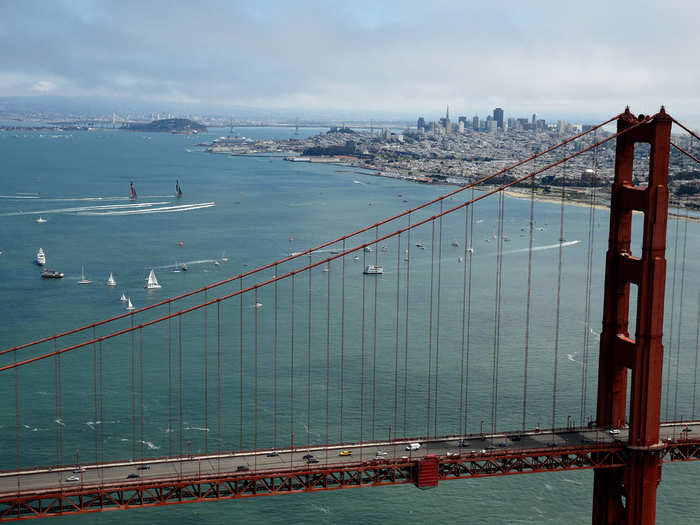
[472,115,479,131]
[493,108,504,129]
[417,117,426,130]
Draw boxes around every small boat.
[126,298,135,311]
[254,302,263,308]
[467,247,474,254]
[36,248,46,266]
[41,269,64,279]
[145,269,162,289]
[330,249,341,254]
[175,180,183,198]
[36,217,47,223]
[221,252,229,262]
[364,246,373,253]
[353,255,360,261]
[322,267,329,272]
[364,265,384,275]
[381,245,388,252]
[415,242,425,249]
[107,273,117,286]
[451,241,459,247]
[457,257,464,263]
[78,266,92,284]
[181,264,188,272]
[214,260,220,266]
[120,292,127,302]
[129,181,137,200]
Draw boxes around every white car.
[66,476,80,482]
[609,429,621,435]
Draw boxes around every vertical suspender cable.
[426,220,436,440]
[254,288,259,469]
[204,289,208,453]
[403,215,412,437]
[14,342,20,495]
[459,205,468,434]
[692,289,700,419]
[552,164,566,429]
[217,299,221,473]
[673,205,689,421]
[372,227,379,441]
[307,255,312,449]
[178,315,183,470]
[434,202,443,437]
[394,233,401,436]
[139,327,143,461]
[491,185,505,433]
[99,341,104,482]
[239,278,244,449]
[523,164,536,431]
[463,188,475,435]
[274,264,278,450]
[131,315,135,460]
[290,273,295,446]
[665,216,680,420]
[581,134,598,425]
[93,327,98,467]
[168,300,172,457]
[360,247,367,453]
[340,240,345,443]
[326,259,331,460]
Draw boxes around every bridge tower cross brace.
[592,107,672,525]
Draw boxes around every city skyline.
[0,1,698,125]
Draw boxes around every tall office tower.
[417,117,426,130]
[472,115,479,130]
[532,113,536,124]
[458,116,467,125]
[457,120,464,133]
[443,105,451,131]
[493,107,504,129]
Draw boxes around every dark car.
[126,473,140,479]
[510,435,522,442]
[237,465,250,472]
[137,465,151,470]
[307,457,319,464]
[302,453,314,460]
[266,451,280,457]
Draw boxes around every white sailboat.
[78,266,92,284]
[120,291,127,302]
[126,297,135,311]
[106,272,117,286]
[145,269,162,289]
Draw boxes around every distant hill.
[123,118,207,133]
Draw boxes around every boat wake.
[78,202,215,215]
[0,202,170,216]
[153,259,218,269]
[502,240,580,255]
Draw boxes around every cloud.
[0,0,698,122]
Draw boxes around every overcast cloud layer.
[0,0,698,122]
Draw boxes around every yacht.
[36,248,46,266]
[78,266,92,284]
[36,217,47,223]
[363,264,384,275]
[145,269,162,289]
[126,298,135,311]
[41,269,64,279]
[106,273,117,286]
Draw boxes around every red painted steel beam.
[593,108,672,525]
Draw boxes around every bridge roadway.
[1,421,698,497]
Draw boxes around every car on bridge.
[65,476,80,482]
[609,429,621,435]
[339,450,352,456]
[126,473,140,479]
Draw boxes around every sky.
[0,0,698,123]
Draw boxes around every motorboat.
[36,217,47,223]
[78,266,92,284]
[451,241,459,247]
[364,246,373,253]
[36,248,46,266]
[363,264,384,275]
[41,269,64,279]
[106,272,117,286]
[145,269,162,289]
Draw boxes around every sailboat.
[145,269,162,289]
[78,266,92,284]
[120,291,127,302]
[106,272,117,286]
[129,181,137,200]
[126,297,135,311]
[176,180,183,198]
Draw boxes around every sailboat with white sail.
[145,268,162,289]
[106,272,117,286]
[120,291,127,302]
[78,266,92,284]
[126,297,135,311]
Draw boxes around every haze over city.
[1,0,698,124]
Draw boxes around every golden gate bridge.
[0,108,699,524]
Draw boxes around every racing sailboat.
[129,181,137,200]
[176,179,183,198]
